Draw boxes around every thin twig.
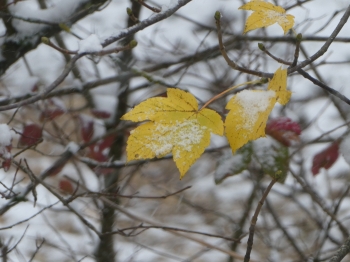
[258,43,291,65]
[289,4,350,74]
[265,199,307,261]
[291,34,302,67]
[297,69,350,105]
[244,179,276,262]
[290,169,349,238]
[214,11,270,77]
[0,0,193,112]
[111,225,241,242]
[101,196,252,261]
[136,0,161,13]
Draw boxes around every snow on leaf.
[239,0,295,34]
[225,89,275,153]
[312,142,339,176]
[225,68,290,154]
[253,137,289,182]
[215,144,252,184]
[121,88,224,178]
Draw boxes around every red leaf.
[59,179,74,195]
[40,108,65,121]
[98,134,115,152]
[2,158,11,171]
[88,146,109,162]
[19,124,42,146]
[312,142,340,176]
[266,117,301,146]
[91,109,111,119]
[79,116,94,143]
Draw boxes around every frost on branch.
[78,34,102,54]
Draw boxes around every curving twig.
[244,179,276,262]
[289,4,350,74]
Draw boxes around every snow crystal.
[147,119,207,157]
[78,34,103,54]
[340,135,350,166]
[235,90,275,129]
[0,124,12,146]
[66,142,80,154]
[263,10,289,25]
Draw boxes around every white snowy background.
[0,0,350,261]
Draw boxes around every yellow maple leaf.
[239,0,295,35]
[121,88,224,178]
[225,67,290,153]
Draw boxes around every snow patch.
[235,90,275,129]
[0,124,12,146]
[146,119,207,157]
[66,142,80,154]
[78,34,102,54]
[340,135,350,166]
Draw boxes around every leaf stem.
[200,79,263,110]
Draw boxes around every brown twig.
[0,0,193,112]
[42,37,136,56]
[297,69,350,105]
[329,236,350,262]
[244,179,276,262]
[265,198,308,261]
[291,34,302,67]
[258,43,291,65]
[109,225,242,242]
[136,0,161,13]
[289,4,350,74]
[214,11,270,78]
[101,196,252,261]
[290,169,349,238]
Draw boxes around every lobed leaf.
[225,89,276,153]
[239,0,295,35]
[225,68,290,154]
[122,88,224,178]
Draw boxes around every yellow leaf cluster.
[225,68,290,153]
[239,0,295,34]
[121,88,224,178]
